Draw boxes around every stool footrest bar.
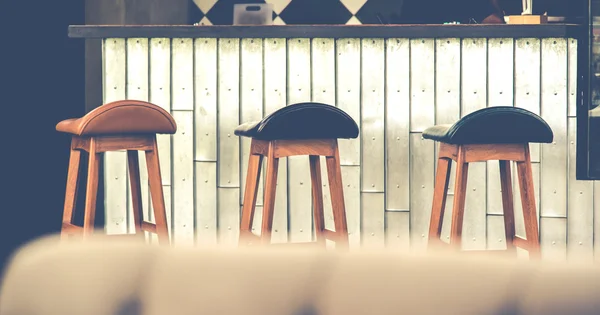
[513,236,529,249]
[323,229,338,240]
[141,221,157,233]
[62,222,83,233]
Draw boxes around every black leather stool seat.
[423,106,554,145]
[234,102,359,140]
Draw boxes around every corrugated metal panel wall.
[102,36,592,260]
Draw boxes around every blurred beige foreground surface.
[1,233,600,315]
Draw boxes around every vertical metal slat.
[240,38,264,207]
[514,38,541,162]
[336,38,362,247]
[460,38,487,250]
[487,38,514,221]
[361,38,385,193]
[386,38,411,211]
[361,193,385,248]
[103,38,128,235]
[311,38,336,234]
[409,38,435,132]
[540,38,568,219]
[217,38,241,244]
[264,38,289,243]
[194,38,218,162]
[148,38,172,243]
[194,38,218,245]
[567,118,594,260]
[126,38,150,234]
[196,162,217,245]
[287,38,313,243]
[336,38,361,166]
[410,134,435,252]
[171,110,194,246]
[540,217,567,261]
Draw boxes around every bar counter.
[68,24,589,260]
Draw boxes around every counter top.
[68,24,583,39]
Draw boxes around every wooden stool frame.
[428,142,540,259]
[239,138,349,249]
[61,134,170,245]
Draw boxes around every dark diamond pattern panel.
[355,0,404,24]
[191,0,397,25]
[189,1,206,23]
[205,0,269,25]
[279,0,352,25]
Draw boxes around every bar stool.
[56,100,177,245]
[423,106,553,259]
[235,102,359,249]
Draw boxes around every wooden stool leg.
[449,147,469,249]
[127,151,144,237]
[83,139,100,238]
[261,145,279,245]
[499,160,517,254]
[240,148,264,242]
[516,145,541,259]
[61,146,82,240]
[146,137,170,245]
[326,144,349,249]
[428,156,453,246]
[309,155,326,247]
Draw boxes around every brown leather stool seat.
[56,100,176,135]
[234,102,359,140]
[423,106,553,259]
[236,102,359,249]
[57,100,176,244]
